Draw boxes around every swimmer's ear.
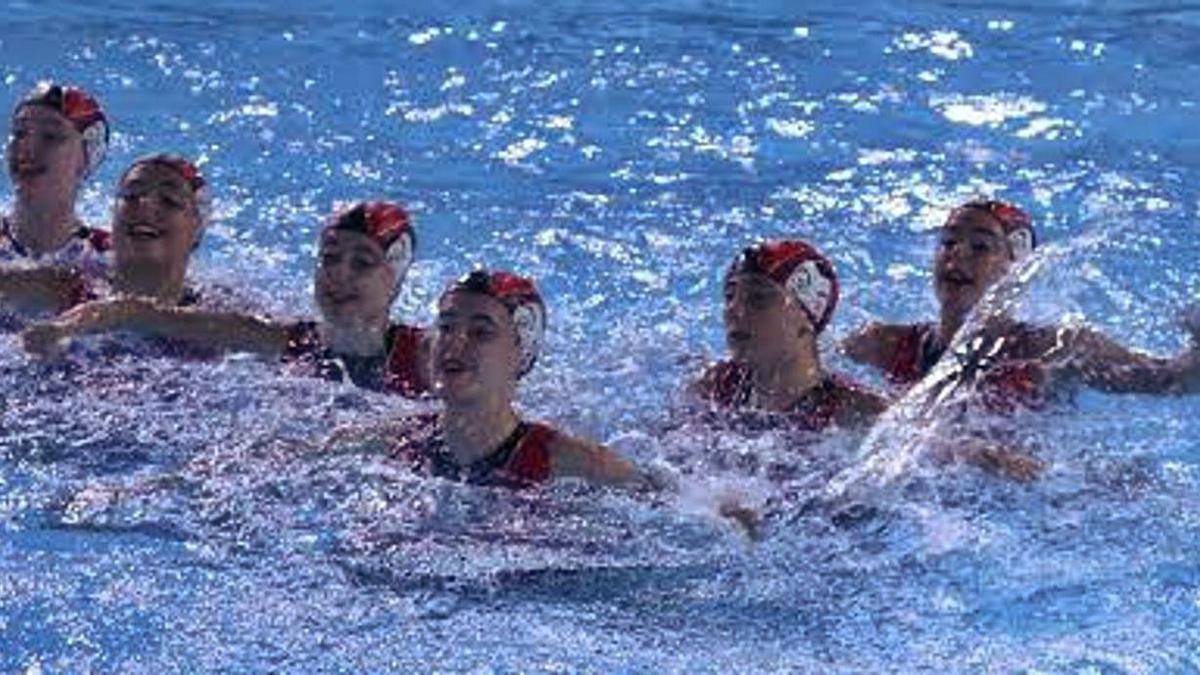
[1008,229,1033,261]
[189,214,206,252]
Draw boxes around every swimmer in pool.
[18,154,261,358]
[691,239,888,430]
[389,268,640,487]
[25,201,430,395]
[843,199,1200,407]
[0,83,111,316]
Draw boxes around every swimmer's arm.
[24,297,290,356]
[939,436,1044,483]
[1062,326,1200,395]
[834,387,893,428]
[841,322,912,372]
[0,265,83,312]
[551,435,765,539]
[549,434,642,487]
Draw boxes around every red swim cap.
[727,239,840,333]
[448,268,546,377]
[951,199,1036,260]
[326,201,415,291]
[16,82,109,176]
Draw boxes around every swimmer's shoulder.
[690,359,746,405]
[541,423,639,486]
[825,373,891,427]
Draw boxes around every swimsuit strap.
[461,421,533,484]
[917,325,946,376]
[0,216,29,257]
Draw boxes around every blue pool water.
[2,0,1199,671]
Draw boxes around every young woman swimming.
[389,268,638,487]
[843,199,1200,408]
[25,201,429,395]
[17,154,265,359]
[692,239,888,431]
[0,83,111,317]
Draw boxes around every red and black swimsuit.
[390,413,557,488]
[0,218,112,328]
[883,322,943,387]
[696,360,868,432]
[0,217,112,269]
[883,322,1046,413]
[281,322,428,397]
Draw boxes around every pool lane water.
[2,0,1199,671]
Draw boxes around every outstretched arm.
[22,296,291,359]
[549,433,643,487]
[0,265,86,313]
[1062,313,1200,395]
[841,322,915,373]
[549,433,764,539]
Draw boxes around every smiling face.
[6,104,86,202]
[933,208,1014,324]
[314,228,397,329]
[723,271,813,368]
[112,162,202,293]
[430,290,521,406]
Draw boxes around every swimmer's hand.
[0,265,84,312]
[973,444,1044,482]
[1181,304,1200,345]
[323,421,404,455]
[1175,305,1200,393]
[21,297,149,359]
[21,321,69,360]
[946,439,1045,483]
[719,499,764,541]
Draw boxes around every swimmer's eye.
[319,253,340,267]
[117,189,142,203]
[469,324,497,341]
[971,241,994,255]
[158,193,187,210]
[746,291,775,310]
[350,255,380,272]
[41,132,67,144]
